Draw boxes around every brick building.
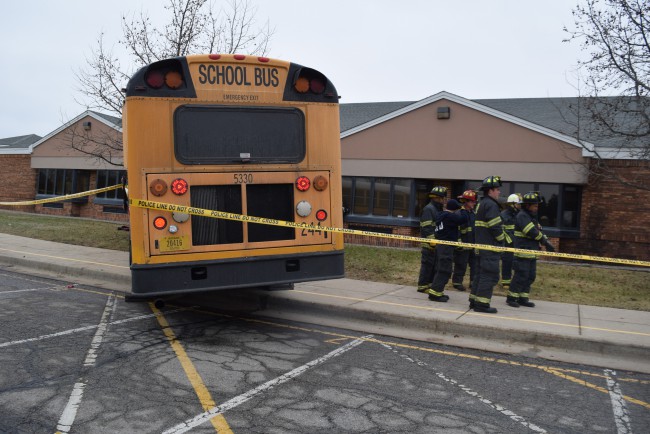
[1,111,127,222]
[1,94,648,261]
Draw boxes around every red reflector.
[234,54,246,60]
[149,179,168,196]
[209,54,222,60]
[258,57,270,63]
[171,178,188,195]
[310,78,325,94]
[313,175,328,191]
[153,216,167,230]
[296,176,310,191]
[145,70,164,89]
[316,210,327,221]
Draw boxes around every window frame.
[35,169,90,204]
[343,176,418,226]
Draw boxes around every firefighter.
[429,199,468,302]
[508,191,556,307]
[470,176,504,314]
[417,186,447,294]
[452,190,477,291]
[500,193,521,290]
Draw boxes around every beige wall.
[342,99,588,183]
[32,115,123,170]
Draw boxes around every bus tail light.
[145,70,165,89]
[171,178,188,195]
[143,59,186,90]
[153,216,167,230]
[313,176,328,191]
[296,176,310,191]
[293,68,328,95]
[316,209,327,221]
[150,179,168,196]
[296,201,312,217]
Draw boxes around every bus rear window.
[174,105,306,164]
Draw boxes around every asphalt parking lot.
[1,268,649,434]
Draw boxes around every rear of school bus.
[123,54,344,296]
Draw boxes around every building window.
[36,169,90,202]
[95,170,126,203]
[343,176,415,225]
[470,181,582,236]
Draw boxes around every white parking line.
[0,286,57,294]
[604,369,633,434]
[162,335,370,434]
[380,343,548,433]
[0,308,187,348]
[56,293,116,433]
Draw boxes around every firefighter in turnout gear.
[429,199,469,302]
[417,186,447,294]
[470,176,504,314]
[507,192,556,308]
[452,190,477,291]
[500,193,521,289]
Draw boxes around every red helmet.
[458,190,477,202]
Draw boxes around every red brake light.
[296,176,310,191]
[171,178,188,195]
[316,210,327,221]
[153,216,167,230]
[310,78,325,94]
[149,179,168,196]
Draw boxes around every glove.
[542,237,555,252]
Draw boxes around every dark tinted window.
[174,105,305,164]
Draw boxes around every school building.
[1,92,648,261]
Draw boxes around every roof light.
[310,78,325,94]
[209,54,222,60]
[234,54,246,60]
[165,70,184,89]
[149,179,168,196]
[294,77,309,93]
[171,178,188,195]
[296,176,310,191]
[316,209,327,221]
[153,216,167,230]
[145,70,165,89]
[258,57,270,63]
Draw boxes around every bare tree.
[564,0,650,190]
[72,0,273,165]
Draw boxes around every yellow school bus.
[123,54,344,296]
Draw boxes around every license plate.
[159,235,189,252]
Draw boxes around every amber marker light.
[153,216,167,230]
[296,176,310,191]
[294,76,309,93]
[149,179,168,196]
[165,70,183,89]
[171,178,188,195]
[313,175,328,191]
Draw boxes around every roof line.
[340,91,596,158]
[30,110,123,153]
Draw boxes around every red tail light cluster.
[293,68,327,95]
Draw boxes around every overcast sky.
[1,0,586,139]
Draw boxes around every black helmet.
[481,176,502,189]
[428,186,447,198]
[522,191,542,204]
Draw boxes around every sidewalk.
[1,232,649,373]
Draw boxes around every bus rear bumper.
[129,251,344,297]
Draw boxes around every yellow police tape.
[127,197,650,268]
[1,184,648,268]
[0,185,123,206]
